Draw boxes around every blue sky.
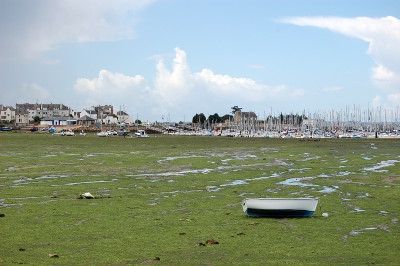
[1,0,400,122]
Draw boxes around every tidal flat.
[0,132,399,265]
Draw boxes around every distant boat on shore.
[135,129,149,138]
[97,131,108,137]
[0,126,12,131]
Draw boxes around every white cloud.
[151,47,297,117]
[153,48,193,108]
[194,69,287,101]
[73,48,301,121]
[74,69,146,110]
[0,0,155,61]
[281,16,400,107]
[371,64,400,93]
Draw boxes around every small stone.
[154,257,160,261]
[49,254,59,258]
[19,248,26,251]
[0,213,5,218]
[322,213,329,217]
[197,242,206,246]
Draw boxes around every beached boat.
[0,126,12,131]
[117,129,129,136]
[135,129,149,138]
[242,198,319,218]
[97,131,108,137]
[64,129,75,136]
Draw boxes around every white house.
[104,115,118,125]
[0,106,16,122]
[40,117,77,127]
[71,110,81,119]
[117,111,133,124]
[80,109,98,120]
[16,103,71,121]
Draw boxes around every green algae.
[0,133,399,265]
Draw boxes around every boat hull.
[242,198,319,218]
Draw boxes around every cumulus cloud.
[194,69,287,101]
[73,47,301,120]
[0,0,154,61]
[74,69,146,110]
[151,47,298,117]
[153,48,193,108]
[280,16,400,106]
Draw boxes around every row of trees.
[192,112,306,126]
[192,113,233,125]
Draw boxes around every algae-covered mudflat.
[0,133,399,265]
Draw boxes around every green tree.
[221,114,233,122]
[192,113,206,125]
[207,113,222,124]
[33,116,41,123]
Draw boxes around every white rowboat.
[242,198,319,218]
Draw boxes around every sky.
[1,0,400,122]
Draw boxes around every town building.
[117,110,133,124]
[0,106,16,122]
[77,115,96,126]
[234,110,257,124]
[16,103,71,121]
[15,113,29,127]
[94,105,114,116]
[40,117,77,127]
[80,109,98,120]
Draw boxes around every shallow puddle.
[157,155,205,164]
[350,227,377,235]
[220,180,248,186]
[317,186,339,193]
[363,160,400,172]
[58,179,118,186]
[277,177,318,187]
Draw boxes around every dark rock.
[0,213,4,217]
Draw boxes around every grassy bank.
[0,132,399,265]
